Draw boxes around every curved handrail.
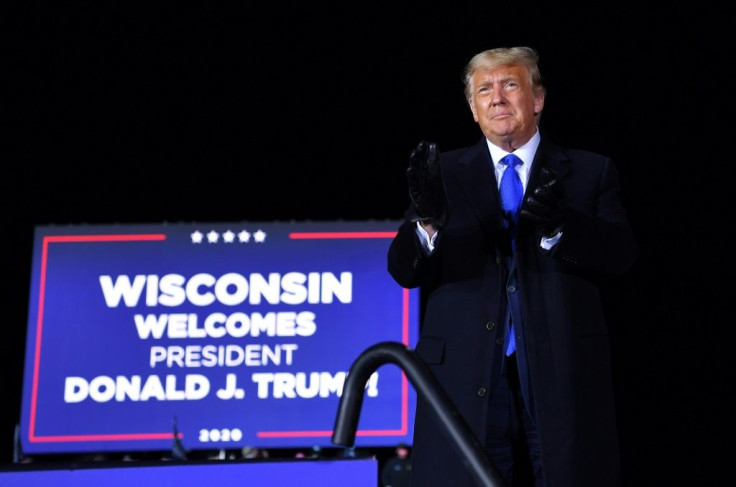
[331,341,506,487]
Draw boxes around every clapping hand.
[406,140,447,227]
[521,167,566,236]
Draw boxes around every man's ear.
[533,88,545,114]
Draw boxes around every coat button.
[496,337,503,345]
[477,387,487,397]
[485,321,495,331]
[507,284,516,293]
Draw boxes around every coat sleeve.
[387,218,433,289]
[547,157,639,275]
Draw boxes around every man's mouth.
[492,112,512,120]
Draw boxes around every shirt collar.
[486,129,541,168]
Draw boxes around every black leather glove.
[520,167,566,237]
[406,140,447,226]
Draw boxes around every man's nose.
[491,89,505,105]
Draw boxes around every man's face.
[468,64,545,149]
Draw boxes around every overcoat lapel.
[447,138,504,235]
[517,134,571,242]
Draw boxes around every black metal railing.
[332,341,505,487]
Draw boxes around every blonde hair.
[463,46,546,101]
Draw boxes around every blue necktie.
[499,154,523,356]
[499,153,524,234]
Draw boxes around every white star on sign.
[191,231,204,244]
[238,230,251,243]
[254,229,267,243]
[223,230,235,243]
[207,230,219,243]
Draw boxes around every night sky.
[3,3,732,485]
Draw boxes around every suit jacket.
[387,133,638,487]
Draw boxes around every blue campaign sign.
[0,458,378,487]
[20,220,418,455]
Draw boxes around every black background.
[3,2,733,485]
